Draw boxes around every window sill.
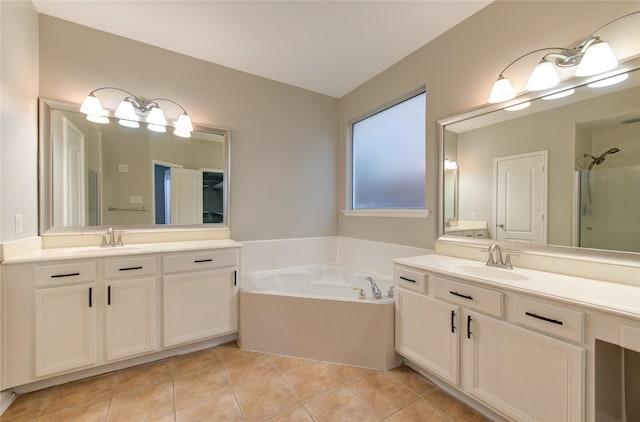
[341,209,430,219]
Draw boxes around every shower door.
[579,165,640,252]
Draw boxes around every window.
[351,91,426,213]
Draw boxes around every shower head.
[587,147,621,170]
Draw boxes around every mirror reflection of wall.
[50,108,227,228]
[443,70,640,253]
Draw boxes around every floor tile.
[107,381,174,421]
[423,389,490,422]
[282,361,342,401]
[115,359,172,394]
[1,389,52,421]
[269,354,312,372]
[389,365,438,396]
[174,365,231,409]
[34,399,110,422]
[265,405,314,422]
[39,373,116,416]
[225,354,279,387]
[348,371,419,417]
[384,398,450,422]
[324,362,377,382]
[304,385,379,422]
[172,348,222,377]
[234,375,300,421]
[175,390,243,422]
[217,341,261,363]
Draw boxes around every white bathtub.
[239,263,399,370]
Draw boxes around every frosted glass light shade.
[80,95,106,116]
[505,101,531,111]
[146,107,167,126]
[147,123,166,133]
[86,114,109,124]
[175,113,193,132]
[587,73,628,88]
[575,40,618,77]
[115,100,138,120]
[173,128,191,138]
[526,60,560,91]
[488,76,516,103]
[118,119,140,128]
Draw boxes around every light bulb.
[526,59,560,91]
[488,76,515,103]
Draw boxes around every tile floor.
[1,342,491,422]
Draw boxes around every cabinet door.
[35,283,97,377]
[105,277,157,361]
[462,311,584,422]
[395,288,459,384]
[163,269,237,347]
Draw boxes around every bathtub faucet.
[367,277,382,300]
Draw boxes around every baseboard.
[0,390,18,415]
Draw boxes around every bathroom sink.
[450,264,529,281]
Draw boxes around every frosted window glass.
[352,92,426,209]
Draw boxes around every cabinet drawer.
[394,266,427,293]
[35,262,97,288]
[513,297,584,343]
[163,249,238,274]
[431,276,503,318]
[105,257,156,279]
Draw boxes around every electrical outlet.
[118,164,129,173]
[130,195,142,203]
[15,214,23,234]
[470,211,477,220]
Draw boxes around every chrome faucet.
[100,227,124,247]
[367,277,382,300]
[484,244,518,270]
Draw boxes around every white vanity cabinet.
[34,262,98,377]
[104,256,157,361]
[162,249,239,347]
[394,264,585,422]
[1,242,240,390]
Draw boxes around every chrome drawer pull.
[449,290,473,300]
[399,276,416,283]
[194,259,213,263]
[525,311,563,326]
[119,266,143,271]
[51,272,80,278]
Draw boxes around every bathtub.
[239,263,399,370]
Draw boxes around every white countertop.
[1,239,242,264]
[394,254,640,320]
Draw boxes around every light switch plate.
[130,195,142,204]
[118,164,129,172]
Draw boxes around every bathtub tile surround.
[241,236,432,277]
[1,341,490,421]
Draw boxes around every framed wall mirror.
[39,98,230,235]
[438,59,640,258]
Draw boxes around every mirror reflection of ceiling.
[443,67,640,254]
[50,108,226,230]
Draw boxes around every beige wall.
[38,15,338,241]
[337,0,639,249]
[0,1,39,242]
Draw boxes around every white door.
[105,278,157,361]
[35,283,97,376]
[163,269,236,347]
[62,117,86,226]
[462,311,584,422]
[170,168,203,224]
[395,288,460,384]
[494,151,547,243]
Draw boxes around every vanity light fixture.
[444,156,458,170]
[80,87,194,138]
[488,10,639,103]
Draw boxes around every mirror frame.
[38,98,231,235]
[436,57,640,264]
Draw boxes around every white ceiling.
[33,0,492,98]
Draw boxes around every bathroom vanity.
[1,240,240,390]
[393,254,639,422]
